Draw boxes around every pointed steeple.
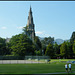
[29,5,32,13]
[26,6,35,42]
[27,6,34,26]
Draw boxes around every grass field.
[0,59,75,74]
[39,59,75,63]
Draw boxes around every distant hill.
[39,37,44,40]
[54,39,70,45]
[54,39,64,45]
[39,37,69,45]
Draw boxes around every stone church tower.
[26,6,35,42]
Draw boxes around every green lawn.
[32,59,75,63]
[0,62,75,74]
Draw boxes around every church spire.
[29,5,32,13]
[27,6,34,26]
[26,6,35,42]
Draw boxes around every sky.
[0,1,75,40]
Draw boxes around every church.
[26,6,35,42]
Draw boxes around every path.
[42,71,75,74]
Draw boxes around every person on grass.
[65,64,68,72]
[68,63,71,72]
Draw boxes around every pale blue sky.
[0,1,75,40]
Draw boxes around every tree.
[0,37,8,55]
[34,36,42,55]
[41,36,54,55]
[45,43,54,58]
[53,42,59,58]
[9,34,35,56]
[66,41,73,58]
[22,26,28,35]
[72,40,75,57]
[34,36,42,50]
[0,37,6,44]
[6,42,12,55]
[70,32,75,44]
[41,37,54,45]
[60,42,67,58]
[35,50,41,56]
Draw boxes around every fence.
[25,56,50,60]
[0,56,24,60]
[0,56,50,64]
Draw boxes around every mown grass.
[0,59,75,74]
[0,62,75,74]
[31,59,75,63]
[51,59,75,62]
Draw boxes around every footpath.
[41,71,75,74]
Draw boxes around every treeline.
[42,32,75,59]
[0,28,75,59]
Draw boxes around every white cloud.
[1,27,7,29]
[17,26,25,29]
[35,31,53,37]
[35,31,44,35]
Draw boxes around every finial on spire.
[30,5,31,9]
[29,5,32,13]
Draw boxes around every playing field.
[0,62,75,74]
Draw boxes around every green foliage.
[70,32,75,44]
[72,40,75,56]
[41,37,54,46]
[41,36,54,55]
[6,43,12,55]
[60,41,73,58]
[0,30,75,58]
[45,43,54,58]
[35,50,41,56]
[9,34,34,56]
[34,36,42,50]
[0,37,8,55]
[34,36,42,55]
[53,42,59,54]
[22,26,28,35]
[0,37,6,44]
[53,42,61,58]
[65,41,73,58]
[60,42,67,58]
[22,26,33,38]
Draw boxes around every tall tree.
[34,36,42,50]
[53,42,59,57]
[70,32,75,44]
[41,36,54,55]
[0,37,7,55]
[66,41,73,58]
[9,34,35,56]
[72,40,75,57]
[45,43,54,58]
[34,36,42,55]
[60,42,67,58]
[41,37,54,45]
